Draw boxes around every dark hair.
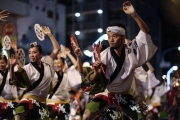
[108,23,127,35]
[35,45,43,54]
[30,43,43,54]
[0,55,8,63]
[173,70,180,78]
[69,90,76,95]
[56,57,65,64]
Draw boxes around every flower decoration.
[30,42,38,47]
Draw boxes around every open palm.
[9,54,17,65]
[65,47,71,55]
[11,41,18,52]
[0,10,9,21]
[74,47,81,57]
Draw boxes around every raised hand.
[97,41,102,52]
[74,47,81,57]
[65,47,71,55]
[42,26,51,35]
[123,1,135,15]
[0,10,10,21]
[57,51,65,58]
[93,60,102,74]
[11,41,18,52]
[125,38,131,44]
[9,54,17,66]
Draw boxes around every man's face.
[107,31,125,49]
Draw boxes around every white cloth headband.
[106,26,125,35]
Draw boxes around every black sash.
[24,62,44,94]
[0,69,8,95]
[150,88,155,99]
[109,46,125,84]
[48,72,63,99]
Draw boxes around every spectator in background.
[69,90,80,120]
[166,84,177,120]
[175,83,180,120]
[147,78,167,120]
[75,89,86,116]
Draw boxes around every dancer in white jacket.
[10,26,59,120]
[82,1,157,120]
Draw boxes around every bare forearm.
[131,12,149,34]
[10,65,17,81]
[67,53,77,67]
[146,62,154,72]
[77,57,86,74]
[89,72,99,82]
[48,33,60,59]
[13,48,18,53]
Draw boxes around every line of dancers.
[1,1,177,120]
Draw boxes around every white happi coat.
[145,70,160,90]
[0,72,18,99]
[133,66,160,101]
[23,56,54,98]
[147,83,167,106]
[50,66,81,100]
[134,66,160,91]
[100,30,157,93]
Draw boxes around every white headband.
[106,26,125,35]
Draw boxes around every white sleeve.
[14,64,19,72]
[145,70,160,90]
[41,56,54,67]
[156,84,168,97]
[67,66,82,88]
[134,67,149,99]
[132,30,158,66]
[41,56,55,77]
[134,66,148,84]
